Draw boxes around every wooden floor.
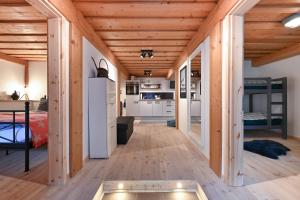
[244,131,300,200]
[1,124,300,200]
[0,146,48,185]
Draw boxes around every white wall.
[199,37,210,159]
[244,55,300,138]
[27,61,47,100]
[0,59,24,99]
[82,37,118,159]
[0,60,47,101]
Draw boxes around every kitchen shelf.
[140,83,161,89]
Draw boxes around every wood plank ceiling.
[244,0,300,65]
[0,0,47,61]
[73,0,219,77]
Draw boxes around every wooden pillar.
[24,62,29,87]
[221,15,244,186]
[69,23,83,177]
[48,17,69,184]
[209,22,222,177]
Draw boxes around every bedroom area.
[242,0,300,188]
[0,2,48,184]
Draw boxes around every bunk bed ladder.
[267,78,272,129]
[282,78,288,139]
[270,77,287,139]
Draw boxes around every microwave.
[126,82,139,95]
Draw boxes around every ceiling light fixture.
[144,70,152,76]
[140,50,147,59]
[140,50,154,59]
[283,13,300,28]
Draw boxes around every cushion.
[244,140,290,159]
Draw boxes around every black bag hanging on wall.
[91,57,109,78]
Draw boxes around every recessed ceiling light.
[283,13,300,28]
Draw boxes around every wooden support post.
[27,0,70,185]
[24,62,29,87]
[221,15,244,186]
[69,23,83,177]
[48,17,69,184]
[209,21,222,177]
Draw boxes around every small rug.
[244,140,290,159]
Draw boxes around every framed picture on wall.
[180,66,187,98]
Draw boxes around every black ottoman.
[117,116,134,144]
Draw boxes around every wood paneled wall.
[69,23,83,177]
[209,22,222,177]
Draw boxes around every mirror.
[189,52,201,144]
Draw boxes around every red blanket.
[0,112,48,148]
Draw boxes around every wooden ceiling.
[245,0,300,66]
[191,53,201,70]
[73,0,219,77]
[0,0,47,62]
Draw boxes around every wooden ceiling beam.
[105,39,189,47]
[0,35,47,42]
[0,49,47,54]
[0,42,47,49]
[258,0,300,5]
[114,52,181,57]
[0,5,46,20]
[117,56,177,61]
[74,2,216,18]
[48,0,128,75]
[110,46,185,52]
[174,0,241,70]
[0,22,47,34]
[0,0,28,6]
[72,0,218,3]
[252,43,300,67]
[0,51,28,65]
[98,31,197,40]
[86,17,203,31]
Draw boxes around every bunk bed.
[244,77,287,139]
[0,102,48,172]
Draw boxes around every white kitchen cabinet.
[152,101,163,116]
[126,95,140,116]
[163,100,175,116]
[89,78,117,159]
[191,100,201,117]
[139,100,153,116]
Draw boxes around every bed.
[244,77,287,139]
[0,102,48,171]
[244,112,283,127]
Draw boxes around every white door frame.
[188,38,210,159]
[221,0,260,186]
[26,0,70,185]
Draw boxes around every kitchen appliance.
[126,82,139,95]
[169,80,175,89]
